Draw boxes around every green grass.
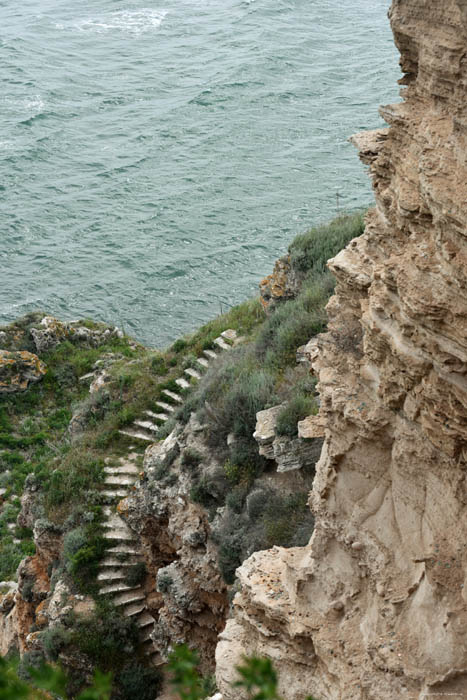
[289,211,365,274]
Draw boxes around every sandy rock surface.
[216,1,467,697]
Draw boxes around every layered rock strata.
[216,2,467,698]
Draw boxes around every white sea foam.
[58,9,167,36]
[24,96,45,112]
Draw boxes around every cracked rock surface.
[216,2,467,698]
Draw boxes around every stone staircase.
[98,452,157,658]
[118,330,238,443]
[96,329,239,660]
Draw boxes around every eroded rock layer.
[216,2,467,698]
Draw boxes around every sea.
[0,0,400,347]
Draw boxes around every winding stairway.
[118,330,238,443]
[96,329,239,659]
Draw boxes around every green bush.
[63,515,108,593]
[157,570,174,593]
[256,282,327,369]
[181,447,203,470]
[275,395,318,437]
[246,488,272,521]
[190,478,217,509]
[213,514,249,584]
[41,625,72,661]
[47,408,72,431]
[289,211,365,274]
[117,663,163,700]
[150,353,167,376]
[171,338,188,353]
[124,562,146,588]
[71,602,139,668]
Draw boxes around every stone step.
[107,543,141,556]
[101,489,128,500]
[162,389,183,403]
[195,357,209,369]
[103,529,136,543]
[112,588,145,607]
[100,555,142,567]
[184,368,201,381]
[139,627,154,643]
[147,413,169,422]
[143,645,157,657]
[97,568,127,582]
[214,337,231,351]
[79,372,95,382]
[134,419,160,433]
[104,474,136,487]
[99,581,140,596]
[136,611,156,628]
[123,602,146,618]
[221,329,237,341]
[119,429,154,442]
[103,513,130,530]
[104,464,139,476]
[203,349,218,360]
[175,377,190,390]
[153,402,174,414]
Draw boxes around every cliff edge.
[216,1,467,697]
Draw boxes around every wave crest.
[57,8,167,36]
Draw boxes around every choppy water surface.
[1,0,399,346]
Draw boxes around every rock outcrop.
[216,2,467,698]
[30,316,124,354]
[259,255,301,313]
[121,421,229,672]
[254,406,323,473]
[0,350,46,394]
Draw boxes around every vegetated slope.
[0,211,364,695]
[151,211,365,583]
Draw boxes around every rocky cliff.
[216,1,467,698]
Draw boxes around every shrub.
[262,493,314,548]
[150,353,167,376]
[246,488,272,521]
[47,408,72,431]
[115,406,138,428]
[225,486,249,514]
[157,570,173,593]
[190,478,217,509]
[212,513,249,584]
[256,289,327,369]
[41,624,72,661]
[63,527,87,568]
[118,663,163,700]
[171,338,188,353]
[71,602,139,668]
[124,562,146,588]
[63,516,108,593]
[289,211,365,274]
[275,395,318,437]
[181,448,203,470]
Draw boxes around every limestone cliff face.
[216,2,467,698]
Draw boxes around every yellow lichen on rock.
[0,349,46,394]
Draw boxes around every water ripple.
[0,0,399,347]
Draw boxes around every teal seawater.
[1,0,399,347]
